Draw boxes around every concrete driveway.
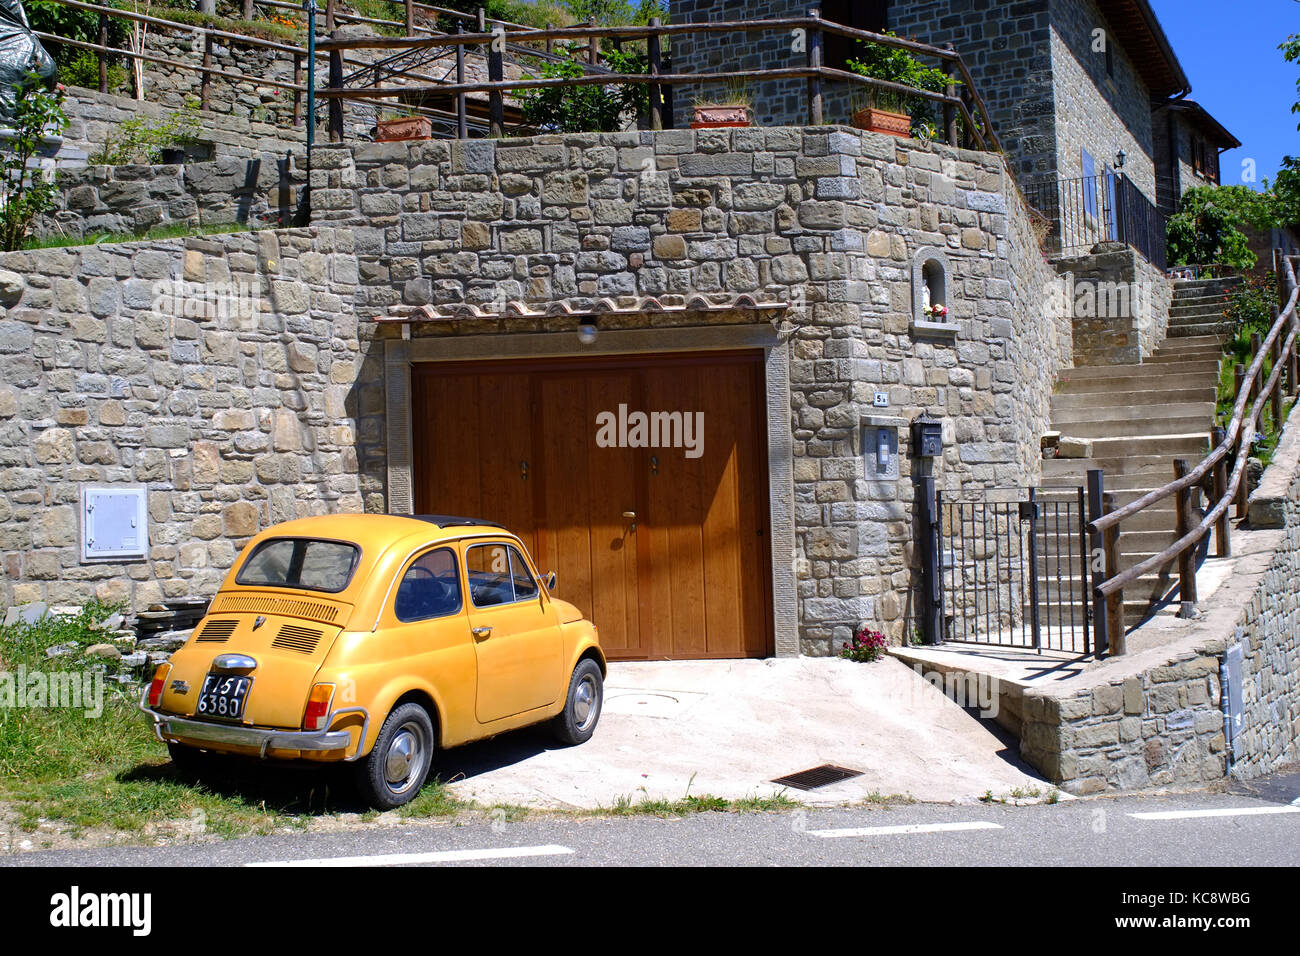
[436,656,1050,808]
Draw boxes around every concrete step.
[1054,371,1221,393]
[1050,387,1217,409]
[1049,401,1215,424]
[1157,334,1227,349]
[1146,346,1224,361]
[1056,416,1216,439]
[1042,472,1186,492]
[1060,360,1222,382]
[1167,322,1234,338]
[1042,453,1189,479]
[1088,433,1211,458]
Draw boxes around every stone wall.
[61,88,303,166]
[310,127,1067,651]
[0,229,377,612]
[1053,243,1172,366]
[1047,0,1157,205]
[36,154,308,241]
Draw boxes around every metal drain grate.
[770,764,863,791]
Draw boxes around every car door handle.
[472,626,493,639]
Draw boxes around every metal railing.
[1024,172,1167,269]
[1085,251,1299,656]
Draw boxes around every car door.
[463,540,563,723]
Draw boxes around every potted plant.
[690,83,753,129]
[851,90,912,139]
[376,106,432,142]
[846,32,956,140]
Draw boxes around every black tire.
[351,703,435,810]
[552,659,603,746]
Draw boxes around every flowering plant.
[840,626,889,663]
[923,302,948,319]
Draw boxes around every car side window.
[466,543,537,608]
[394,547,463,623]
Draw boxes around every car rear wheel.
[353,703,435,810]
[551,659,603,746]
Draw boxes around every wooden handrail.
[1090,254,1299,599]
[46,0,307,55]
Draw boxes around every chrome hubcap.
[573,676,598,731]
[384,725,424,793]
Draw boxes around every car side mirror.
[545,571,557,592]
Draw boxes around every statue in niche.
[0,0,57,128]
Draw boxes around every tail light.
[147,662,173,709]
[303,683,335,731]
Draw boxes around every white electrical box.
[81,486,148,562]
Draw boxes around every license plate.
[197,674,252,720]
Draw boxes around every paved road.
[5,774,1299,867]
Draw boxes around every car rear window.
[236,538,360,593]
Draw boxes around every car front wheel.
[552,659,603,746]
[352,703,435,809]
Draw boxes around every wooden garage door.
[410,351,773,660]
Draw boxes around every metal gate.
[930,487,1092,653]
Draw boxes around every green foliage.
[88,98,202,165]
[1166,187,1258,269]
[27,1,129,68]
[519,41,647,133]
[1215,273,1292,466]
[1265,156,1300,227]
[1282,33,1300,131]
[566,0,665,25]
[0,78,68,253]
[845,33,956,132]
[59,50,129,94]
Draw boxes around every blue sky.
[1151,0,1299,188]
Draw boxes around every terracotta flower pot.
[690,105,752,129]
[376,115,433,142]
[853,107,911,139]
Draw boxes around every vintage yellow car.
[140,514,605,808]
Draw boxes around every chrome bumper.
[140,693,369,761]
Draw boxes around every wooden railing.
[311,10,1004,150]
[1085,251,1300,656]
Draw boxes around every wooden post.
[807,7,823,127]
[242,0,254,20]
[201,34,213,110]
[544,23,554,56]
[648,17,663,131]
[1086,469,1110,657]
[1271,306,1283,430]
[326,0,343,144]
[1211,427,1230,557]
[1174,459,1198,617]
[1276,248,1287,312]
[588,16,599,65]
[488,21,505,138]
[942,43,957,146]
[98,13,108,93]
[1103,491,1124,656]
[455,23,467,139]
[1290,319,1300,398]
[293,54,302,127]
[405,0,414,35]
[1250,332,1262,405]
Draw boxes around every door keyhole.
[521,460,529,481]
[623,511,637,532]
[650,455,659,476]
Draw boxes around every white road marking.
[245,844,574,867]
[807,821,1003,839]
[1128,806,1300,821]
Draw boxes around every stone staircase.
[1039,330,1225,627]
[1165,274,1241,339]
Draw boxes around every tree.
[1166,187,1257,269]
[1282,33,1300,131]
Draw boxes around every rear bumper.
[140,694,369,760]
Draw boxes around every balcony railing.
[1024,173,1166,270]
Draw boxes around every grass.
[24,220,269,251]
[602,790,801,817]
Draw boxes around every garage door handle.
[472,626,493,639]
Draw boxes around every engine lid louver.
[212,595,341,624]
[272,624,323,654]
[195,619,238,643]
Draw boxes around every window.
[1081,148,1098,220]
[394,547,462,622]
[237,538,360,593]
[466,543,538,608]
[822,0,889,70]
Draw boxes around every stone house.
[1153,99,1240,219]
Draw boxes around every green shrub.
[88,98,202,165]
[846,33,958,136]
[519,42,647,133]
[0,79,68,253]
[1166,187,1258,269]
[59,50,129,94]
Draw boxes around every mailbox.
[911,416,943,458]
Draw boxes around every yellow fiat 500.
[140,514,605,808]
